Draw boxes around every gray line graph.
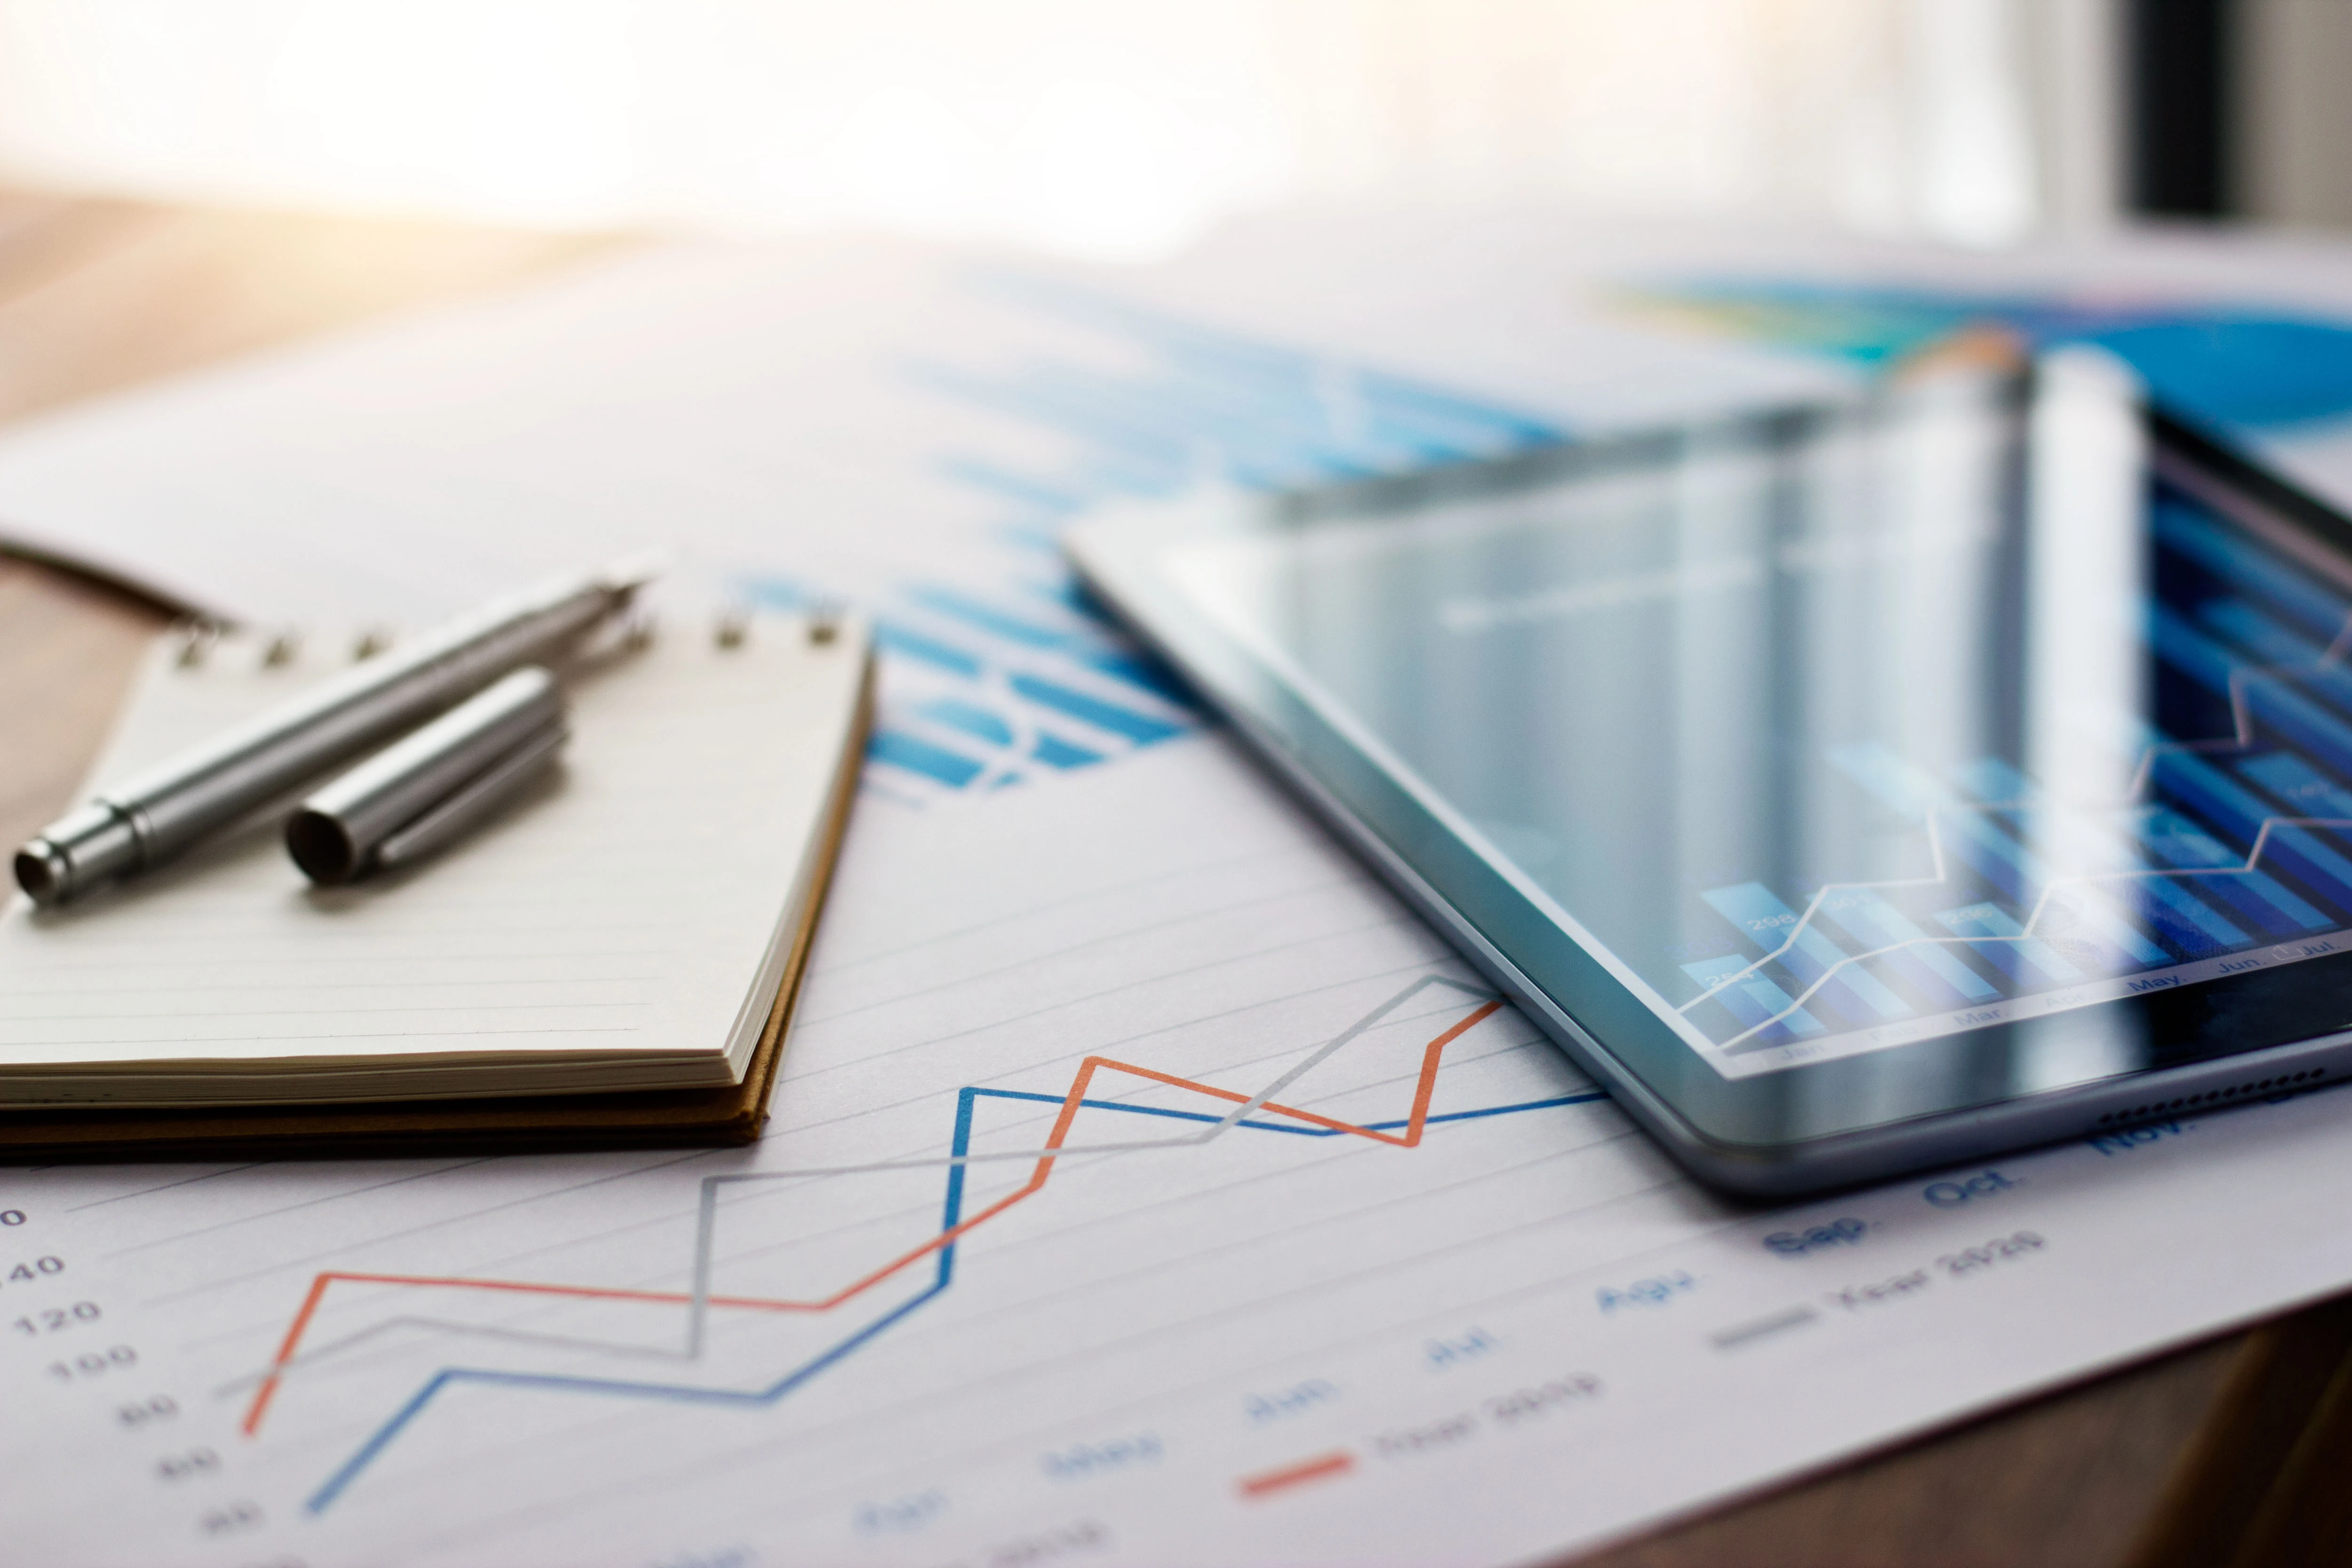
[216,972,1512,1400]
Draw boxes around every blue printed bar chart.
[752,276,1569,804]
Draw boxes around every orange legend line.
[1237,1449,1357,1498]
[240,1000,1504,1438]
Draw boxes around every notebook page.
[0,613,867,1104]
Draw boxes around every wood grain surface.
[0,184,2345,1567]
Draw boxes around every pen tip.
[597,550,672,597]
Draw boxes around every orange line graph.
[1238,1449,1357,1497]
[240,1000,1503,1437]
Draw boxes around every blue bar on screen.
[1816,889,1999,1005]
[2137,806,2331,932]
[1954,772,2253,955]
[1834,743,2053,900]
[2114,876,2251,956]
[2155,496,2351,645]
[2152,748,2352,913]
[2036,887,2173,968]
[2239,751,2352,818]
[1700,883,1911,1020]
[1939,811,2047,902]
[1934,903,2088,984]
[2193,599,2352,731]
[2153,609,2352,779]
[1829,741,2175,963]
[1681,955,1827,1042]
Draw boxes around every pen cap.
[286,666,567,885]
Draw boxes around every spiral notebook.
[0,611,871,1160]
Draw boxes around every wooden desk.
[1,188,2347,1568]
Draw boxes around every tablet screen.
[1160,364,2352,1079]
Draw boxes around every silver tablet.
[1067,355,2352,1196]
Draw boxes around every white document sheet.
[4,736,2352,1566]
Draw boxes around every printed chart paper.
[3,740,2352,1566]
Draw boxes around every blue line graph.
[288,989,1601,1512]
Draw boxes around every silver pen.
[13,557,660,905]
[285,664,570,886]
